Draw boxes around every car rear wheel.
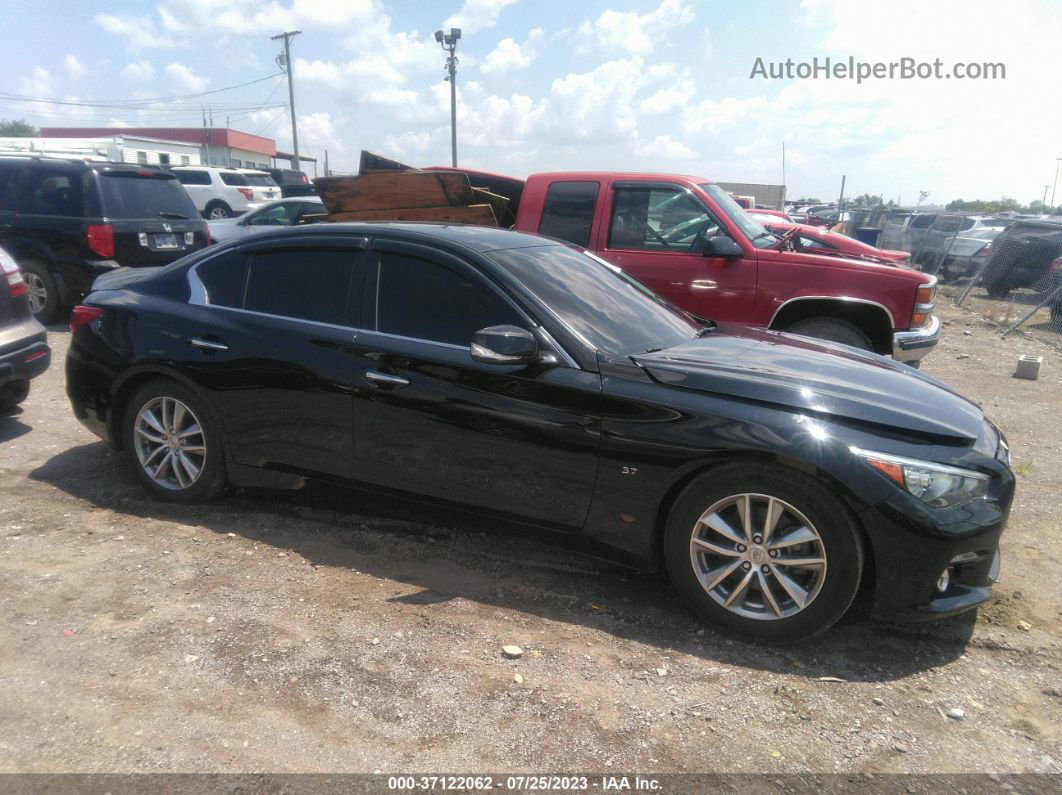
[20,260,62,324]
[0,379,30,412]
[784,317,873,352]
[663,464,864,643]
[204,201,232,220]
[123,380,225,502]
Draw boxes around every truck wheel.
[784,317,873,352]
[0,379,30,412]
[204,201,231,220]
[663,463,864,643]
[20,260,62,324]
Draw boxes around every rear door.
[95,168,208,266]
[173,169,212,213]
[184,235,366,477]
[595,181,757,322]
[348,239,602,528]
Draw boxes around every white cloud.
[444,0,518,34]
[157,0,375,33]
[120,60,156,83]
[577,0,693,54]
[636,134,697,160]
[163,62,209,93]
[20,66,53,98]
[63,55,86,81]
[480,28,543,73]
[94,13,183,50]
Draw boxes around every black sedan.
[66,224,1014,642]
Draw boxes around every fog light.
[936,568,951,593]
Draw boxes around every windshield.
[243,174,278,187]
[488,244,702,355]
[98,173,199,219]
[700,184,776,249]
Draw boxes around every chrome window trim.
[196,302,358,334]
[767,295,896,329]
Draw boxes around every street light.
[435,27,461,168]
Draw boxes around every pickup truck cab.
[512,173,939,363]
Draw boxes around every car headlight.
[850,447,990,508]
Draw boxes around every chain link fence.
[848,210,1062,350]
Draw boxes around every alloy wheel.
[689,493,827,620]
[208,207,228,219]
[133,396,207,491]
[24,271,48,315]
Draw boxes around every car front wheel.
[123,380,225,502]
[784,316,873,352]
[664,463,864,643]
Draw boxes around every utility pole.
[271,30,302,172]
[1052,157,1062,207]
[435,27,462,167]
[1042,184,1050,207]
[781,141,786,207]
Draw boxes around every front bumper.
[859,488,1009,622]
[892,314,940,363]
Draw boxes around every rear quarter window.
[219,172,249,187]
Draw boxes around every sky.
[2,0,1060,206]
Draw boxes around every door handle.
[365,369,409,387]
[189,337,229,352]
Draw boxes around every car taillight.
[87,224,115,258]
[300,174,308,183]
[1051,257,1062,273]
[69,304,103,334]
[237,187,253,200]
[1,258,26,298]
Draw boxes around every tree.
[0,119,38,137]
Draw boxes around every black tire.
[122,379,226,503]
[982,278,1010,300]
[784,316,873,352]
[0,379,29,412]
[663,463,865,644]
[20,259,63,324]
[204,201,232,220]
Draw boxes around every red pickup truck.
[506,172,939,364]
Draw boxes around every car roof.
[230,222,563,253]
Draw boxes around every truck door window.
[608,187,720,252]
[538,181,600,247]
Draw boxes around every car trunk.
[91,169,210,267]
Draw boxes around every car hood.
[633,325,983,444]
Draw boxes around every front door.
[350,240,602,529]
[596,183,758,323]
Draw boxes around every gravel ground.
[0,302,1060,775]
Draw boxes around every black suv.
[261,168,316,198]
[0,156,209,322]
[0,246,49,412]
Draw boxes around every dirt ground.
[1,302,1060,776]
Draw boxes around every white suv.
[171,167,281,219]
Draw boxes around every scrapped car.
[0,246,49,410]
[979,219,1062,298]
[207,197,326,244]
[0,156,209,322]
[747,216,911,265]
[66,224,1013,643]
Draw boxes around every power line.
[0,73,285,109]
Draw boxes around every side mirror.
[470,325,539,365]
[703,236,744,259]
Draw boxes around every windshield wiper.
[157,211,189,219]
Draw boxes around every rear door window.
[375,253,520,346]
[244,247,356,325]
[175,170,211,186]
[538,181,600,247]
[98,172,200,219]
